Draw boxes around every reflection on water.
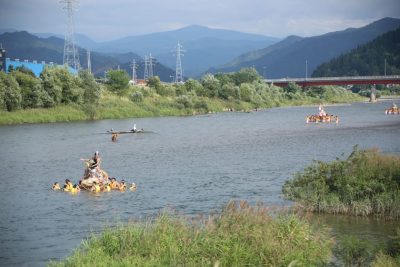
[0,101,399,266]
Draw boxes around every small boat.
[106,129,144,134]
[385,103,399,114]
[306,114,339,124]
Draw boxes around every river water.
[0,101,399,266]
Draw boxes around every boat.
[106,129,144,134]
[306,105,339,124]
[385,103,399,114]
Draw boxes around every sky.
[1,0,399,42]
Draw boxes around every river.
[0,101,399,266]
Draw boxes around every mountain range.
[1,17,399,81]
[210,17,400,79]
[66,25,279,77]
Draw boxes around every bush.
[283,146,400,218]
[130,91,144,102]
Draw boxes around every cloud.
[1,0,399,40]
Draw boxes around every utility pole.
[174,41,185,83]
[60,0,80,71]
[86,49,91,74]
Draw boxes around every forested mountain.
[0,31,176,81]
[210,17,400,79]
[312,27,400,77]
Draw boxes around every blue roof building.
[4,58,77,77]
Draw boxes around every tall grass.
[283,146,400,218]
[49,201,333,267]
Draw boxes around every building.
[0,48,77,77]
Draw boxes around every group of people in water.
[306,105,340,124]
[52,151,136,193]
[385,102,399,114]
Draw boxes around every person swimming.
[118,180,127,191]
[64,179,73,191]
[129,182,137,191]
[52,182,61,190]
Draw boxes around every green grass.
[49,201,333,267]
[283,146,400,218]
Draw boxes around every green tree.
[40,66,62,107]
[79,70,101,119]
[201,74,220,97]
[219,82,240,100]
[0,72,22,111]
[106,69,130,95]
[231,68,261,85]
[12,70,47,108]
[185,79,205,96]
[239,83,255,102]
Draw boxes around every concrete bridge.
[265,75,400,87]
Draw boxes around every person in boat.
[81,151,102,179]
[52,182,61,190]
[318,104,326,116]
[131,123,137,133]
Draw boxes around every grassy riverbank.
[49,201,333,267]
[283,147,400,219]
[0,87,363,125]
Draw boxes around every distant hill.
[312,27,400,77]
[88,25,279,77]
[0,31,176,81]
[210,17,400,79]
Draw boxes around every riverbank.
[282,147,400,219]
[0,90,363,125]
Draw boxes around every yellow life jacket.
[66,183,73,191]
[70,187,78,193]
[104,185,111,192]
[119,184,126,191]
[93,184,101,192]
[109,182,117,189]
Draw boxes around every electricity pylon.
[60,0,80,71]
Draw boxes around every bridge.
[265,75,400,87]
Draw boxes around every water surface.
[0,101,399,266]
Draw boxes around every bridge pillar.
[370,86,377,103]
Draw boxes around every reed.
[49,201,332,267]
[283,146,400,218]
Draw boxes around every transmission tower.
[144,56,149,80]
[174,41,185,83]
[60,0,80,71]
[148,53,155,78]
[86,49,91,74]
[130,59,137,83]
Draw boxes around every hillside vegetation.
[0,67,363,125]
[313,27,400,77]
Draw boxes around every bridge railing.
[265,75,400,83]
